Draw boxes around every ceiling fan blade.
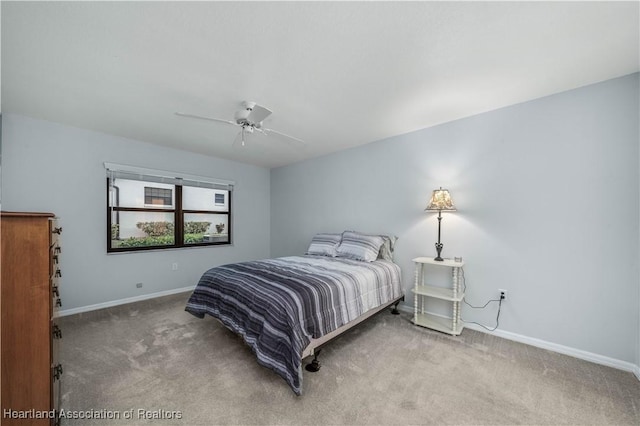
[263,128,307,146]
[247,104,272,124]
[175,112,236,126]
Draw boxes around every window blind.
[104,162,234,191]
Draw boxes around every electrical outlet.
[172,263,178,271]
[136,282,143,289]
[499,289,507,301]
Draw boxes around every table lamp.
[425,187,456,261]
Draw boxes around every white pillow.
[306,233,342,257]
[336,231,385,262]
[377,235,398,261]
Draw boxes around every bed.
[185,231,403,395]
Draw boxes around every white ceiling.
[2,1,638,169]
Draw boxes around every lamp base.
[434,242,444,261]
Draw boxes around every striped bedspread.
[185,255,403,395]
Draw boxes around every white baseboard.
[398,304,640,379]
[463,323,640,377]
[57,286,195,317]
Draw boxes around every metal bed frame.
[302,295,404,372]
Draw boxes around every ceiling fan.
[175,101,306,148]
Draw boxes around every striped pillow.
[336,231,385,262]
[306,233,342,257]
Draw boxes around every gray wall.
[2,114,271,310]
[272,73,640,365]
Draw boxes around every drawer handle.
[53,255,59,264]
[53,363,63,380]
[54,269,62,278]
[55,298,62,308]
[52,325,62,339]
[52,285,59,298]
[52,227,62,235]
[54,246,62,254]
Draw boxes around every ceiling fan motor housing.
[234,109,250,124]
[234,100,272,127]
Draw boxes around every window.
[106,164,233,252]
[144,187,173,206]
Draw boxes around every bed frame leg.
[305,349,322,372]
[391,300,401,315]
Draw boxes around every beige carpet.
[58,293,640,425]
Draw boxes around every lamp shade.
[425,187,456,211]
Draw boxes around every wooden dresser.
[1,212,63,425]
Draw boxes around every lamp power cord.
[459,268,503,331]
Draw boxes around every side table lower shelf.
[413,312,464,335]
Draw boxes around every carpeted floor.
[58,292,640,425]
